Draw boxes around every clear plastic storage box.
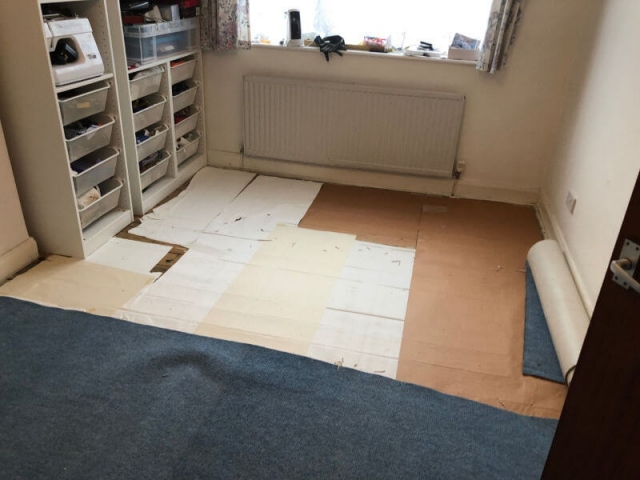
[123,18,199,65]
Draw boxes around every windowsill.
[251,43,477,67]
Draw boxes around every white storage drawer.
[65,113,116,163]
[58,81,110,126]
[71,147,119,197]
[140,150,171,190]
[170,58,196,85]
[176,131,201,165]
[174,107,199,139]
[133,95,167,132]
[172,81,198,112]
[129,67,164,101]
[78,178,123,229]
[136,124,169,160]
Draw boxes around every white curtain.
[477,0,524,73]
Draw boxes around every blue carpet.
[524,264,565,383]
[0,296,557,479]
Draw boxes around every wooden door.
[542,173,640,479]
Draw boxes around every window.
[250,0,494,52]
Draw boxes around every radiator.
[243,75,465,178]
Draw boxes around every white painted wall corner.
[537,192,595,316]
[0,237,39,284]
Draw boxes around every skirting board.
[0,238,38,284]
[537,192,595,316]
[207,150,540,205]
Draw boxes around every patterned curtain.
[477,0,523,74]
[200,0,251,51]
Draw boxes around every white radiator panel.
[244,76,465,178]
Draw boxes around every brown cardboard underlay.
[398,197,568,418]
[299,183,426,248]
[398,360,567,418]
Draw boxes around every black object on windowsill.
[314,35,347,62]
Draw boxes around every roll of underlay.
[527,240,590,384]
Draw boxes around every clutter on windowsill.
[252,41,477,65]
[447,33,481,61]
[404,41,445,59]
[313,35,347,62]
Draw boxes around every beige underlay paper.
[195,226,356,353]
[0,255,155,317]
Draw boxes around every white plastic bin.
[78,178,123,229]
[172,81,198,112]
[136,124,169,161]
[129,67,164,101]
[170,58,196,85]
[140,150,171,190]
[65,113,115,163]
[133,95,167,132]
[58,81,110,126]
[71,147,119,197]
[176,131,201,166]
[174,107,199,139]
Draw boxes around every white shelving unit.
[0,0,133,258]
[106,3,207,215]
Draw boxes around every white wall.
[0,120,38,281]
[203,0,599,202]
[542,0,640,314]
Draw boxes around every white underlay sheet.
[86,238,171,277]
[117,250,246,332]
[204,176,322,240]
[129,168,256,246]
[195,227,355,353]
[306,242,414,378]
[118,231,416,379]
[327,242,414,320]
[118,167,415,379]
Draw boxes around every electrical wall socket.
[565,191,577,215]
